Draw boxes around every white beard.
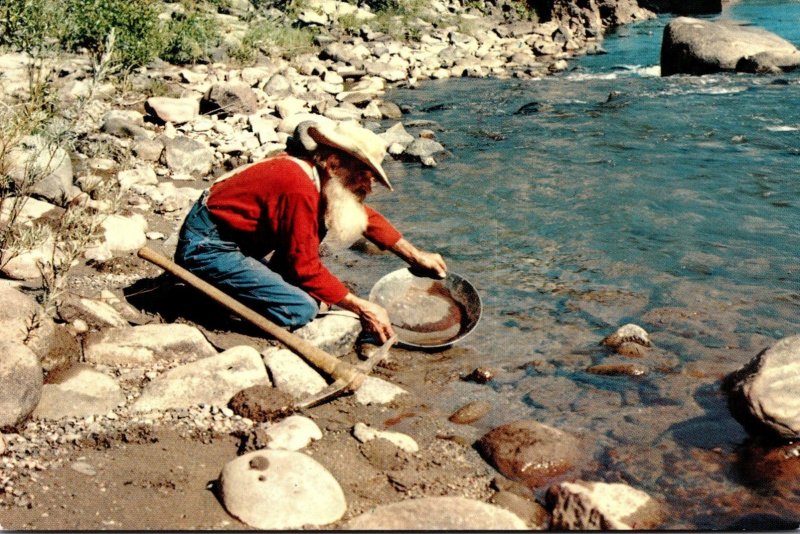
[321,176,368,250]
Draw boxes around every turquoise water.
[360,1,800,527]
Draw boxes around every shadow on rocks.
[123,273,264,337]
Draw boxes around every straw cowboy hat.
[294,120,393,191]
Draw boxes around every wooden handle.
[137,246,363,385]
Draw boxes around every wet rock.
[739,441,800,501]
[144,96,199,124]
[160,135,214,177]
[403,137,446,163]
[476,420,583,488]
[586,363,647,377]
[0,340,43,430]
[449,400,492,424]
[262,347,327,398]
[600,323,651,348]
[546,480,662,529]
[133,345,269,412]
[379,122,415,149]
[354,376,408,405]
[264,415,322,451]
[83,323,217,366]
[724,335,800,439]
[5,135,77,204]
[661,17,800,76]
[200,82,259,117]
[353,422,418,453]
[219,449,346,529]
[463,367,495,384]
[343,496,528,529]
[33,363,124,419]
[615,341,648,358]
[228,384,296,422]
[490,491,549,529]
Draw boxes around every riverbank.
[1,0,771,530]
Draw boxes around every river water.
[342,0,800,528]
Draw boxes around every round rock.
[476,420,583,488]
[0,340,43,429]
[219,449,346,529]
[343,496,527,529]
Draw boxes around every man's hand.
[336,293,395,342]
[390,238,447,279]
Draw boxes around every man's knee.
[276,295,319,328]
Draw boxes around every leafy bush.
[0,0,66,56]
[61,0,164,71]
[161,9,221,64]
[237,19,318,60]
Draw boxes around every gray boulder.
[661,17,800,76]
[0,340,43,430]
[5,135,77,204]
[724,335,800,439]
[476,420,583,488]
[200,82,259,117]
[83,323,218,366]
[133,345,269,411]
[343,497,528,529]
[160,135,214,177]
[33,363,124,419]
[294,313,361,356]
[546,480,663,529]
[144,97,199,124]
[219,449,346,529]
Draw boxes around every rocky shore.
[2,0,800,529]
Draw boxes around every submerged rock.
[724,335,800,439]
[476,420,583,488]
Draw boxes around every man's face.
[328,153,375,201]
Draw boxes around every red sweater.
[206,155,402,304]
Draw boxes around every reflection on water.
[344,1,800,528]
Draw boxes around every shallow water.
[341,1,800,528]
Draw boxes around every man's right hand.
[335,293,395,343]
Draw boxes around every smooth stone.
[144,97,199,124]
[261,347,327,398]
[219,449,346,529]
[354,376,408,405]
[264,415,323,450]
[133,345,269,412]
[343,496,528,529]
[33,364,124,420]
[353,422,419,453]
[448,400,492,424]
[84,323,217,366]
[100,214,148,252]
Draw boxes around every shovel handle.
[137,246,364,386]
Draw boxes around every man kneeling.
[175,120,447,343]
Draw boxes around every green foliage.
[161,9,221,64]
[61,0,164,71]
[237,19,318,60]
[0,0,66,56]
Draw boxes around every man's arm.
[336,292,395,342]
[389,238,447,278]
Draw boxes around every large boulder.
[33,363,124,419]
[83,323,218,366]
[200,82,259,117]
[5,135,77,204]
[724,335,800,439]
[546,480,663,529]
[219,449,346,529]
[476,420,583,488]
[661,17,800,76]
[0,340,43,430]
[132,345,269,411]
[638,0,720,14]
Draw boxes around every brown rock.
[228,384,296,423]
[490,491,549,529]
[586,363,647,377]
[448,400,492,424]
[476,420,583,488]
[463,367,495,384]
[615,341,648,358]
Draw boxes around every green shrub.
[0,0,66,56]
[161,10,221,64]
[61,0,164,71]
[239,19,318,59]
